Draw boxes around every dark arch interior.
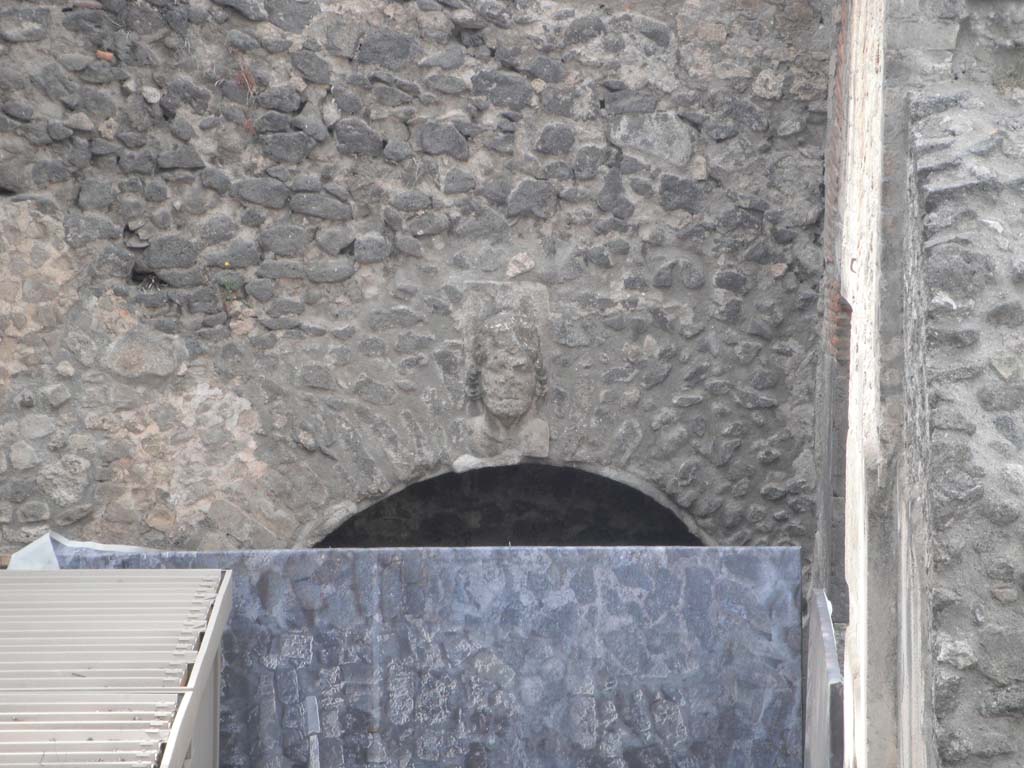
[318,464,703,548]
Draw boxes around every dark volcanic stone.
[978,385,1024,412]
[636,17,672,46]
[334,118,383,156]
[261,131,317,163]
[574,145,608,180]
[471,70,533,110]
[145,236,198,269]
[443,168,476,193]
[480,177,512,206]
[78,178,116,210]
[1012,260,1024,284]
[653,260,677,288]
[391,190,432,212]
[987,302,1024,327]
[261,38,292,55]
[292,102,328,141]
[659,175,704,213]
[714,269,749,295]
[3,101,33,122]
[31,63,76,108]
[507,179,556,219]
[536,123,575,155]
[157,145,204,170]
[679,260,706,289]
[245,279,274,302]
[927,327,979,348]
[259,223,308,256]
[119,151,156,175]
[596,169,634,219]
[48,120,74,140]
[163,77,212,115]
[0,8,50,42]
[476,0,512,27]
[425,74,468,95]
[581,245,611,268]
[605,89,658,115]
[267,298,304,317]
[994,416,1024,448]
[169,116,195,142]
[525,56,566,83]
[395,233,422,257]
[383,140,414,163]
[33,160,72,185]
[419,46,464,70]
[306,258,356,283]
[197,215,238,245]
[207,239,261,269]
[210,0,268,21]
[254,111,292,134]
[257,261,304,279]
[405,212,449,237]
[63,213,119,247]
[373,84,413,107]
[356,28,415,68]
[200,168,232,194]
[416,121,469,160]
[291,174,322,193]
[258,86,303,113]
[354,233,391,263]
[234,178,290,209]
[315,227,355,254]
[290,51,331,84]
[290,193,353,220]
[565,15,605,44]
[226,29,259,51]
[266,0,317,31]
[331,88,362,116]
[242,208,270,229]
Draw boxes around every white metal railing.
[0,569,232,768]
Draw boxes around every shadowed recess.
[318,464,703,547]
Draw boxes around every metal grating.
[0,569,231,768]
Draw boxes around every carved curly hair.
[466,311,547,402]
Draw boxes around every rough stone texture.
[0,8,50,44]
[58,545,803,768]
[102,329,186,381]
[823,0,1024,762]
[911,90,1024,767]
[860,0,1024,762]
[0,0,829,557]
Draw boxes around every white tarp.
[7,531,153,570]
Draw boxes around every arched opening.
[317,464,703,547]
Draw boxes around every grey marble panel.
[58,547,801,768]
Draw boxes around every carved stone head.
[467,311,547,422]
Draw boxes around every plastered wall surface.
[824,0,889,765]
[0,0,831,553]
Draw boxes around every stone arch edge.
[289,457,717,549]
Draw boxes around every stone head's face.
[479,324,537,421]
